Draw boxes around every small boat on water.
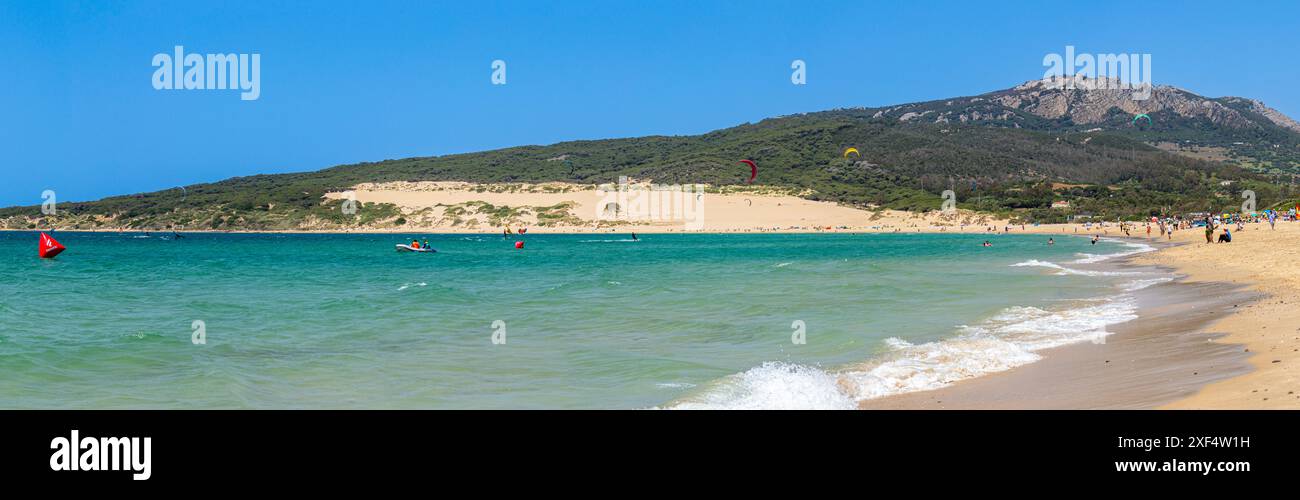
[396,244,436,253]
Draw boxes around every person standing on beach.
[1204,219,1215,244]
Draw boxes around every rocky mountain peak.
[990,78,1298,133]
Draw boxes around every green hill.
[5,79,1299,230]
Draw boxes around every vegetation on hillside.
[4,97,1299,230]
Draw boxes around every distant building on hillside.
[1051,200,1071,209]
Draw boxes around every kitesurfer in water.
[631,232,638,241]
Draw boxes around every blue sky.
[2,0,1297,206]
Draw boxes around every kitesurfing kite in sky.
[739,159,756,183]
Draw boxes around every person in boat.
[410,239,420,249]
[422,238,430,249]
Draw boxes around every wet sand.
[861,256,1260,409]
[865,221,1300,410]
[1137,222,1300,409]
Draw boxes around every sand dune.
[324,181,1004,233]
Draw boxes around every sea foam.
[672,295,1142,409]
[1009,259,1139,277]
[1072,240,1155,264]
[667,362,858,410]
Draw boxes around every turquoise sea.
[0,231,1162,409]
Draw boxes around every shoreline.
[1137,223,1300,409]
[6,181,1010,235]
[858,252,1259,409]
[9,215,1295,409]
[858,222,1300,409]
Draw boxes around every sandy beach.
[1056,219,1300,409]
[1136,222,1300,409]
[858,260,1260,409]
[860,221,1300,409]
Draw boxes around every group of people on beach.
[1201,218,1233,244]
[1071,209,1298,245]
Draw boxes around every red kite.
[739,160,756,183]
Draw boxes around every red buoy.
[514,241,524,249]
[39,232,65,259]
